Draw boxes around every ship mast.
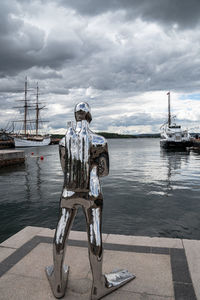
[167,91,171,127]
[13,78,47,136]
[24,77,28,135]
[36,82,39,136]
[35,83,45,136]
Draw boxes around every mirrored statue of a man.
[46,102,135,299]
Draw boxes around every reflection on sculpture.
[46,102,135,299]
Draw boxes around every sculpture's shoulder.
[91,132,107,148]
[59,131,108,150]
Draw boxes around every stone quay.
[0,226,199,299]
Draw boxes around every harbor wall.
[0,150,25,167]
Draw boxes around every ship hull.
[14,137,51,147]
[160,140,191,149]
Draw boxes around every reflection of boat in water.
[160,92,191,149]
[160,148,190,195]
[161,148,190,170]
[13,78,50,147]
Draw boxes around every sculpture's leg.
[46,207,77,298]
[84,204,104,299]
[84,203,135,300]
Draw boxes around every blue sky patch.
[180,94,200,101]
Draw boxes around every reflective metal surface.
[46,102,135,299]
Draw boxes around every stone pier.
[0,226,199,299]
[0,149,25,167]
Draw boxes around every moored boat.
[13,78,51,147]
[14,136,50,147]
[160,92,191,149]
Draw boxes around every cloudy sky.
[1,0,200,134]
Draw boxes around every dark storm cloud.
[0,0,44,76]
[1,0,199,94]
[0,27,81,77]
[29,67,63,80]
[60,0,200,28]
[0,1,85,77]
[0,0,200,134]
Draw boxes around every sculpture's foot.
[91,269,135,300]
[45,265,69,299]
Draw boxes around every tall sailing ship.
[160,92,191,149]
[13,78,51,147]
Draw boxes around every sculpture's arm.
[59,137,65,173]
[98,152,109,177]
[90,133,109,177]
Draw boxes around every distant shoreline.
[51,132,160,139]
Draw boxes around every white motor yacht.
[160,92,191,149]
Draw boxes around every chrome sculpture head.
[74,102,92,123]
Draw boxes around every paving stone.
[138,295,174,300]
[0,226,44,249]
[7,243,52,279]
[63,291,90,300]
[183,239,200,300]
[0,273,140,300]
[170,248,192,284]
[8,243,90,280]
[103,290,141,300]
[1,269,91,299]
[68,230,108,242]
[2,273,174,300]
[104,290,174,300]
[0,273,55,300]
[68,278,91,294]
[65,246,91,280]
[37,228,55,237]
[98,250,174,297]
[174,282,197,300]
[106,234,183,249]
[69,230,90,241]
[38,228,109,242]
[0,247,15,262]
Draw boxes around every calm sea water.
[1,138,200,243]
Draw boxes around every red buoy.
[40,156,44,160]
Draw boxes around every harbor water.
[1,138,200,243]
